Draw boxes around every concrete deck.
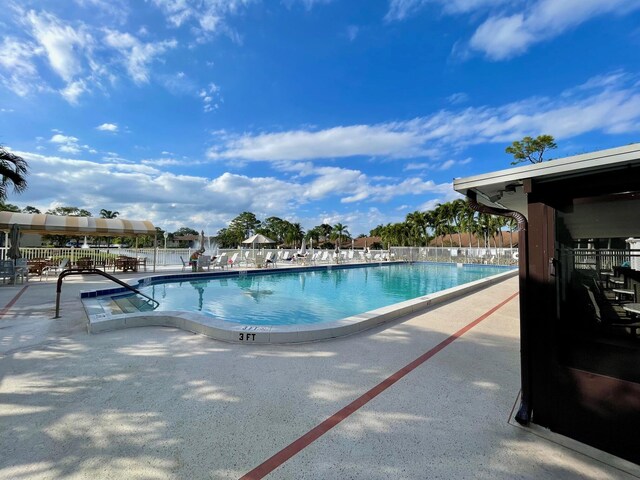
[1,270,638,479]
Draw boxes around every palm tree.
[406,211,428,246]
[0,146,28,202]
[331,223,350,248]
[99,209,119,219]
[450,199,466,248]
[99,209,120,247]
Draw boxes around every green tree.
[99,210,120,247]
[47,206,92,217]
[405,211,428,246]
[331,223,350,248]
[44,206,92,246]
[0,202,20,212]
[99,209,120,219]
[506,135,557,165]
[229,212,261,239]
[0,146,28,202]
[22,205,41,214]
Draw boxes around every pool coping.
[83,262,518,344]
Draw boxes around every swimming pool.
[85,262,517,343]
[133,263,511,326]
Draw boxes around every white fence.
[0,246,520,269]
[389,247,519,265]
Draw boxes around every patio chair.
[585,285,640,335]
[197,255,212,271]
[41,258,69,281]
[14,258,28,283]
[180,256,188,272]
[0,260,15,284]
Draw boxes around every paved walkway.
[0,272,638,479]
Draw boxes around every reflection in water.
[139,264,512,326]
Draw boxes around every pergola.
[0,212,156,237]
[0,211,158,270]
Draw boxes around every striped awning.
[0,212,156,237]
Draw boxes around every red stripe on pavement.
[0,284,29,318]
[240,291,520,480]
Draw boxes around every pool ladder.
[54,268,159,318]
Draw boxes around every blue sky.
[1,0,640,236]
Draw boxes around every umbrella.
[298,237,306,256]
[242,234,275,264]
[8,223,21,260]
[199,230,206,253]
[242,234,275,246]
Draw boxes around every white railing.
[390,246,519,266]
[0,246,520,268]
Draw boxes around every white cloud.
[199,82,222,112]
[50,134,79,144]
[207,71,640,163]
[283,0,335,11]
[26,10,93,82]
[60,79,89,104]
[104,29,177,84]
[385,0,511,21]
[208,124,432,161]
[97,123,119,132]
[0,37,43,96]
[346,25,359,41]
[151,0,253,42]
[447,92,469,105]
[11,148,454,234]
[469,0,640,60]
[49,132,96,155]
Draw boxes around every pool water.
[124,263,512,326]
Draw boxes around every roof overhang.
[0,212,156,237]
[453,143,640,215]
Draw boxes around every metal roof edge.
[453,143,640,192]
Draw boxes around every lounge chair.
[228,252,239,268]
[264,251,276,268]
[180,256,188,272]
[213,254,227,270]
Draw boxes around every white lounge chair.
[228,252,239,268]
[213,254,227,270]
[264,251,277,268]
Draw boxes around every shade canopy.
[242,234,275,245]
[0,212,156,237]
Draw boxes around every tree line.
[371,199,518,249]
[215,211,353,249]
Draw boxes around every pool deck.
[1,267,639,479]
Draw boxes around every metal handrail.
[54,268,159,318]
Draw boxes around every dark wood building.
[454,143,640,465]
